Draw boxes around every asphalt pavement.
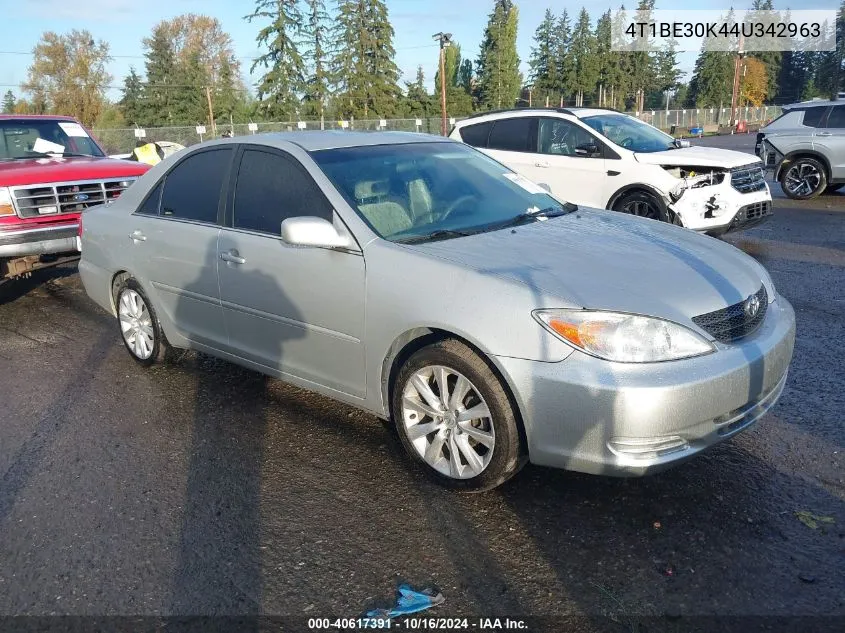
[0,136,843,632]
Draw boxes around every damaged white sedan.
[451,108,773,236]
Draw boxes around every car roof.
[0,114,79,121]
[782,99,838,109]
[453,107,622,126]
[226,130,453,152]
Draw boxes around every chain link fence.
[92,107,783,155]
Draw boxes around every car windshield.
[0,119,105,160]
[582,113,677,153]
[311,142,570,242]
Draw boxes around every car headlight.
[533,309,715,363]
[0,187,15,216]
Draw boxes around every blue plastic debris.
[367,584,445,619]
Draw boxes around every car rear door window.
[824,105,845,128]
[233,149,333,235]
[160,148,232,224]
[487,117,536,152]
[459,122,493,148]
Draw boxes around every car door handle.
[534,161,551,168]
[816,132,833,136]
[220,249,246,265]
[129,230,146,242]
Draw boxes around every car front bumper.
[0,223,80,258]
[669,181,773,235]
[494,294,796,476]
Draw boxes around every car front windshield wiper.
[394,229,474,244]
[5,151,98,160]
[500,203,577,228]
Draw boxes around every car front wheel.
[612,190,670,223]
[780,157,827,200]
[392,339,525,491]
[115,278,170,366]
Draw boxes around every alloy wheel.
[784,162,822,197]
[401,365,495,479]
[118,289,155,360]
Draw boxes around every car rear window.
[458,121,493,148]
[487,118,535,152]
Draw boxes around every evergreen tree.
[458,59,474,95]
[476,0,521,110]
[594,10,616,107]
[303,0,331,119]
[570,8,598,107]
[246,0,305,119]
[332,0,401,118]
[143,27,177,125]
[609,5,632,109]
[687,25,734,107]
[404,65,434,117]
[171,50,210,125]
[529,9,559,105]
[435,44,462,91]
[2,90,16,114]
[556,9,576,105]
[120,67,145,126]
[216,56,240,126]
[652,37,682,108]
[628,0,658,111]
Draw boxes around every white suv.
[450,108,773,236]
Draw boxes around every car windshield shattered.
[311,142,573,243]
[582,113,677,153]
[0,119,105,160]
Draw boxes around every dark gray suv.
[757,100,845,200]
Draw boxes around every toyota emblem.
[744,294,761,318]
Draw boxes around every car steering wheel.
[440,195,477,221]
[620,137,635,149]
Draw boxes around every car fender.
[605,182,671,214]
[774,148,832,182]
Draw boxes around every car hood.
[634,146,761,168]
[0,156,149,187]
[405,209,771,327]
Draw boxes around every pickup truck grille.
[11,178,137,218]
[730,164,767,194]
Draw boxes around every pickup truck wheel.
[780,157,826,200]
[613,190,669,223]
[115,279,170,366]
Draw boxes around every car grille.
[730,164,767,193]
[692,285,768,343]
[11,178,137,218]
[743,201,771,220]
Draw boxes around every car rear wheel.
[613,190,669,223]
[392,339,524,491]
[780,157,826,200]
[115,278,170,366]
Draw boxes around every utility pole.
[432,32,453,136]
[205,86,216,137]
[730,35,745,128]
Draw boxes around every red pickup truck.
[0,115,149,283]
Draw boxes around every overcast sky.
[0,0,838,101]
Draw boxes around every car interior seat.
[354,180,413,237]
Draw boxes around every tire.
[392,339,525,492]
[780,157,827,200]
[115,278,171,366]
[612,190,670,223]
[824,183,845,194]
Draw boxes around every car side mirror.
[281,216,351,249]
[674,139,691,148]
[574,143,600,157]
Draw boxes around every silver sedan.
[78,132,795,491]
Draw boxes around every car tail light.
[0,187,15,216]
